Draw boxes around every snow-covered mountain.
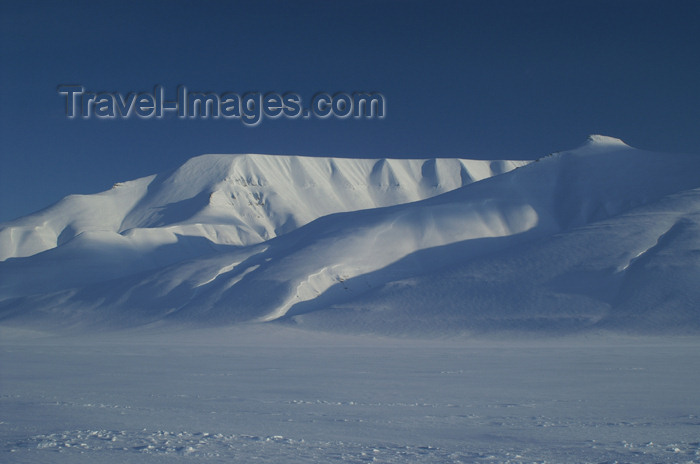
[1,136,698,334]
[0,156,523,295]
[1,155,523,260]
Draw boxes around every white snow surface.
[0,155,521,261]
[2,137,700,464]
[1,328,699,463]
[0,136,699,334]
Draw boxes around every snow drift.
[1,136,698,334]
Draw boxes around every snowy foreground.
[1,136,699,462]
[2,326,699,464]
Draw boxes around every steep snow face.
[0,155,527,262]
[123,141,700,330]
[1,136,699,334]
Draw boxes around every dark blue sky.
[1,0,699,221]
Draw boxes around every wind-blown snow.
[0,136,698,334]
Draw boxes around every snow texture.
[0,136,699,335]
[1,328,699,463]
[2,137,700,463]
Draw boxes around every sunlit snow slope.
[1,136,698,334]
[0,155,522,294]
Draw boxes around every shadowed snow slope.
[1,155,522,261]
[1,137,699,334]
[0,155,523,294]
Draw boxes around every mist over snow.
[0,135,699,335]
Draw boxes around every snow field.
[2,328,699,463]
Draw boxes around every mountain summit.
[584,134,631,147]
[1,138,698,335]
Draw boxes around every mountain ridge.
[1,137,698,335]
[0,155,527,262]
